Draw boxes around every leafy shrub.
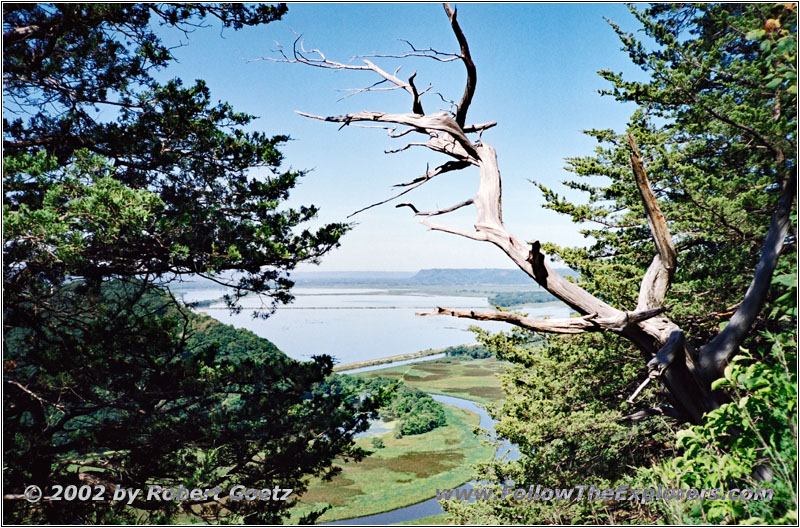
[443,344,493,359]
[488,290,557,308]
[639,272,797,524]
[335,375,447,436]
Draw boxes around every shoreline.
[333,348,446,372]
[333,343,486,372]
[316,397,492,524]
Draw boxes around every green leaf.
[745,29,766,40]
[766,77,783,90]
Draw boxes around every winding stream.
[325,394,518,525]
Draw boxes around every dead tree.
[273,3,796,424]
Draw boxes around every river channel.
[325,394,518,525]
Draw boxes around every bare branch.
[296,109,477,160]
[7,379,66,412]
[352,39,462,63]
[384,142,427,154]
[266,37,430,113]
[363,59,416,100]
[637,254,673,312]
[418,306,599,333]
[397,198,473,216]
[628,133,677,311]
[418,305,669,334]
[421,219,489,242]
[698,175,797,382]
[626,375,654,403]
[603,306,671,331]
[335,78,397,102]
[620,406,684,422]
[394,160,471,187]
[408,72,424,114]
[443,3,477,127]
[348,161,471,218]
[629,133,677,270]
[4,24,44,44]
[389,127,418,138]
[463,121,497,133]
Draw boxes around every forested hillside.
[2,4,373,524]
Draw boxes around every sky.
[156,3,652,272]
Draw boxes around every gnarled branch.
[397,198,473,216]
[628,133,677,311]
[418,305,669,334]
[296,110,479,160]
[698,175,797,382]
[283,4,718,423]
[443,3,477,127]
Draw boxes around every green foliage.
[3,3,348,311]
[443,343,493,359]
[452,4,796,525]
[2,4,363,524]
[444,329,672,524]
[3,281,383,524]
[487,290,557,308]
[337,376,447,437]
[640,271,797,524]
[4,151,164,273]
[540,4,796,338]
[394,395,448,437]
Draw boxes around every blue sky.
[159,3,651,271]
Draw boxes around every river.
[326,394,517,525]
[181,286,550,524]
[183,287,571,366]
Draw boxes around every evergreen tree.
[3,4,367,523]
[446,4,797,523]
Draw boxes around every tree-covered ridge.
[443,343,493,359]
[187,309,282,362]
[4,281,383,524]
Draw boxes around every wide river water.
[181,286,544,524]
[182,287,571,365]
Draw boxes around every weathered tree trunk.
[278,3,796,424]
